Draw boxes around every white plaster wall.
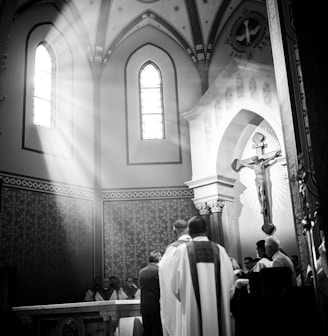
[186,59,282,181]
[186,60,298,262]
[0,5,94,187]
[101,26,201,188]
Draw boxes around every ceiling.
[14,0,245,66]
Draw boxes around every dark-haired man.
[139,251,163,336]
[171,216,235,336]
[252,239,272,272]
[243,256,256,275]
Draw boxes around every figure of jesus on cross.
[242,151,281,214]
[231,132,281,234]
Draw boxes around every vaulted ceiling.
[14,0,244,66]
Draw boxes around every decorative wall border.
[102,186,194,201]
[0,172,193,201]
[0,172,94,200]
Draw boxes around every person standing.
[243,256,256,276]
[252,239,272,272]
[139,250,163,336]
[159,219,192,336]
[171,216,236,336]
[264,235,297,286]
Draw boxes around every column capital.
[195,201,211,215]
[194,199,225,214]
[207,199,225,213]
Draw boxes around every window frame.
[33,41,57,128]
[138,61,165,140]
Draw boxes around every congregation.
[83,216,328,336]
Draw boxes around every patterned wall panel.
[103,187,197,282]
[0,174,94,305]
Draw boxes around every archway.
[216,109,297,262]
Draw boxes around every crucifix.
[231,132,281,235]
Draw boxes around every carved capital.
[207,199,225,213]
[194,199,225,214]
[195,202,211,215]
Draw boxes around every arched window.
[33,42,55,128]
[139,62,164,140]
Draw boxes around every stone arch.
[215,108,297,260]
[215,107,283,179]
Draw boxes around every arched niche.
[217,110,297,260]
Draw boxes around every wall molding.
[0,172,193,201]
[102,186,193,201]
[0,172,94,199]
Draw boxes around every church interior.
[0,0,328,335]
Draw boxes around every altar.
[12,300,142,336]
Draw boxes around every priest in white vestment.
[171,216,236,336]
[159,219,192,336]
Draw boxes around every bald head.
[173,219,187,229]
[173,219,188,238]
[265,236,280,258]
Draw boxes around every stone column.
[208,200,225,245]
[195,199,225,244]
[195,201,211,237]
[186,175,234,247]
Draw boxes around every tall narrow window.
[139,62,164,140]
[33,42,55,128]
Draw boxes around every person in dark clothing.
[252,240,272,272]
[243,256,257,276]
[139,250,163,336]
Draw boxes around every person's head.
[126,277,134,287]
[109,275,121,290]
[149,251,161,263]
[93,276,101,289]
[265,236,280,259]
[173,219,188,238]
[102,277,110,289]
[243,257,254,270]
[256,240,266,258]
[188,216,207,238]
